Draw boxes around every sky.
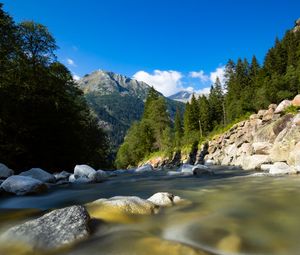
[2,0,300,96]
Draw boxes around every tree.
[174,108,183,148]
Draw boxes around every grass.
[283,105,300,115]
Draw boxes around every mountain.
[77,70,185,151]
[168,90,194,103]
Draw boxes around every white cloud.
[189,66,226,85]
[67,58,76,67]
[196,87,211,95]
[133,70,183,96]
[189,70,209,83]
[209,66,225,85]
[72,74,80,81]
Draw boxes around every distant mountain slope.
[168,90,193,103]
[78,70,184,150]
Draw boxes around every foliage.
[283,105,300,114]
[0,5,109,172]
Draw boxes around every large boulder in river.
[269,162,292,175]
[147,192,183,207]
[0,205,90,251]
[87,196,159,222]
[242,155,271,170]
[53,171,71,181]
[0,163,14,179]
[74,164,96,178]
[192,164,214,176]
[19,168,55,183]
[1,175,47,195]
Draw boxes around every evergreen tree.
[174,108,183,148]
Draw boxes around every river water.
[1,167,300,255]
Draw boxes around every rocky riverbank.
[142,95,300,176]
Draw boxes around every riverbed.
[1,167,300,255]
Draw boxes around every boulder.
[179,164,194,173]
[269,162,292,175]
[292,94,300,107]
[87,196,158,221]
[270,124,300,163]
[53,171,71,181]
[242,155,271,170]
[147,192,183,207]
[257,110,267,119]
[19,168,55,183]
[274,100,292,113]
[293,113,300,126]
[204,159,215,166]
[260,164,273,172]
[0,206,90,251]
[88,170,108,182]
[287,141,300,166]
[268,104,277,110]
[0,163,14,179]
[262,108,274,122]
[74,164,96,178]
[1,175,47,195]
[192,164,214,176]
[240,142,253,155]
[252,142,272,155]
[135,164,153,173]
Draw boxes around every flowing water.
[1,167,300,255]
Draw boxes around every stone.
[135,164,153,173]
[179,164,194,173]
[217,234,241,253]
[204,159,215,166]
[87,196,158,222]
[257,110,267,119]
[292,94,300,107]
[0,163,14,179]
[19,168,55,183]
[88,169,108,182]
[147,192,183,207]
[53,171,71,181]
[268,104,277,110]
[269,162,291,175]
[260,164,273,172]
[262,108,274,122]
[292,113,300,126]
[0,206,90,251]
[274,100,292,113]
[242,155,271,170]
[252,142,272,155]
[192,164,214,176]
[240,143,253,155]
[1,175,47,195]
[270,124,300,163]
[221,155,233,165]
[287,141,300,166]
[74,164,96,178]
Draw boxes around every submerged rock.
[147,192,183,207]
[1,175,47,195]
[192,164,213,176]
[0,163,14,179]
[19,168,55,183]
[0,205,90,251]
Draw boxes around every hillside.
[77,70,185,150]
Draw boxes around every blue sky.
[2,0,300,96]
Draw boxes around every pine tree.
[174,108,183,148]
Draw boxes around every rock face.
[0,206,90,251]
[19,168,55,183]
[1,175,47,195]
[0,163,14,179]
[204,96,300,172]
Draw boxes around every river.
[1,166,300,255]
